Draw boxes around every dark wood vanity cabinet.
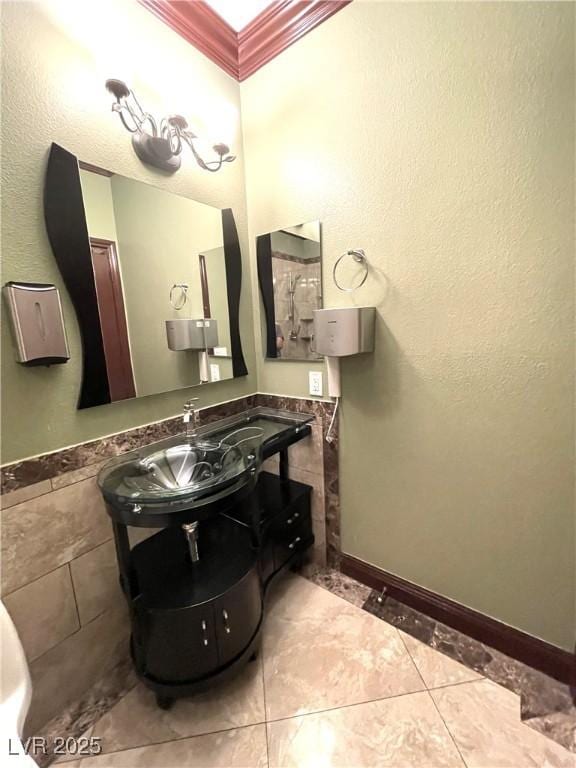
[125,471,313,705]
[134,570,262,686]
[135,601,219,684]
[101,408,317,708]
[130,517,263,688]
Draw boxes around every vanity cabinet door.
[138,603,219,683]
[214,568,262,664]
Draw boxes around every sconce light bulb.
[167,114,189,131]
[213,143,231,157]
[105,78,130,100]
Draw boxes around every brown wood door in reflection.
[90,238,136,401]
[199,253,214,354]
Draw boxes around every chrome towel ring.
[332,249,369,292]
[170,283,189,310]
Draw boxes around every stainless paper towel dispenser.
[312,306,376,437]
[313,307,375,357]
[3,282,70,365]
[165,318,219,351]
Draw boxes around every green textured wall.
[241,1,575,650]
[0,0,255,463]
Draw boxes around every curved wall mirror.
[257,221,322,361]
[44,143,247,409]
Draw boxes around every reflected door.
[90,238,136,401]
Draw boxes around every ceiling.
[204,0,273,31]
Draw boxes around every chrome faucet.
[183,397,200,441]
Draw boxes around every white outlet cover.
[309,371,323,397]
[210,364,221,382]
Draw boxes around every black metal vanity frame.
[106,418,314,709]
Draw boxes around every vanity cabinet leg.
[112,520,139,599]
[242,492,262,549]
[156,695,174,710]
[279,448,289,481]
[290,554,305,573]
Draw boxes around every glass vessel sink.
[98,407,314,519]
[99,431,262,510]
[129,441,247,495]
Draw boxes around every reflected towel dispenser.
[165,318,219,352]
[166,319,205,352]
[203,318,219,348]
[3,282,70,365]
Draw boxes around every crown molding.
[139,0,239,79]
[138,0,352,82]
[238,1,351,81]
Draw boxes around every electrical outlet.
[309,371,323,397]
[210,363,220,382]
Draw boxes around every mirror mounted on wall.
[43,142,247,409]
[257,221,323,361]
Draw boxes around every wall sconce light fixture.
[105,79,236,174]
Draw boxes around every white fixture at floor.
[0,601,36,766]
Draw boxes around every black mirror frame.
[44,142,247,409]
[256,233,278,359]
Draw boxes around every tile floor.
[56,575,574,767]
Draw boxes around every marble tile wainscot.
[0,392,340,742]
[255,394,340,567]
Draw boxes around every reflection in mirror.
[257,222,322,361]
[78,165,234,404]
[199,247,232,382]
[43,144,246,409]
